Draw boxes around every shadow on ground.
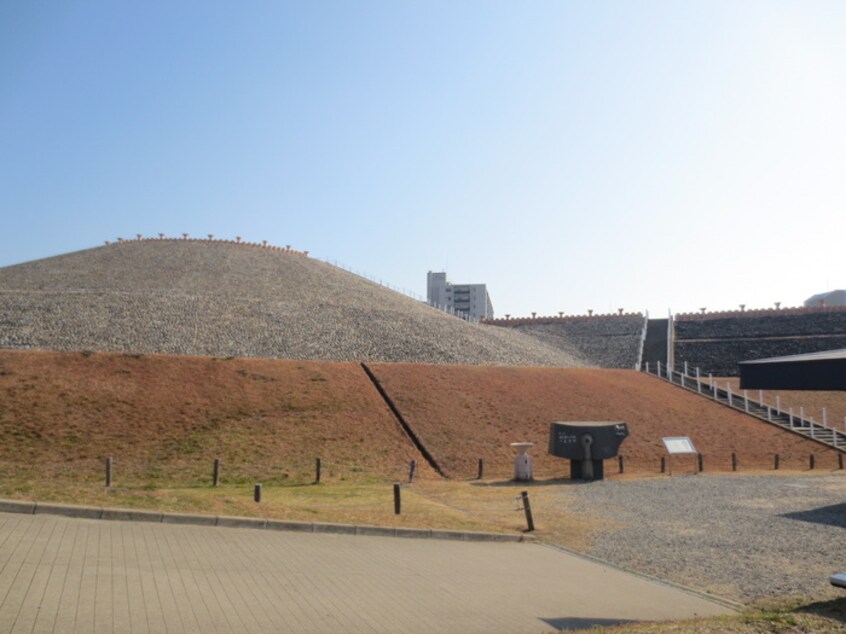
[782,502,846,529]
[796,596,846,623]
[470,478,586,488]
[540,616,637,631]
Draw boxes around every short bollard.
[520,491,535,532]
[477,458,484,480]
[697,453,704,472]
[105,457,113,488]
[732,453,738,472]
[393,483,401,515]
[618,455,624,474]
[254,484,262,503]
[408,460,416,484]
[660,456,666,474]
[315,457,321,484]
[774,454,780,470]
[810,454,816,470]
[213,458,220,487]
[840,454,844,470]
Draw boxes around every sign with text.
[662,437,698,455]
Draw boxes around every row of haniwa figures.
[675,303,846,320]
[488,302,846,324]
[483,309,644,325]
[104,233,309,256]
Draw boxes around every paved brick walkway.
[0,511,734,633]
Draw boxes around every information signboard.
[661,437,699,475]
[662,437,697,455]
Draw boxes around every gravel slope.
[564,474,846,602]
[0,240,587,366]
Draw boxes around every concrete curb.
[0,500,36,514]
[0,498,530,543]
[101,508,163,522]
[34,502,102,520]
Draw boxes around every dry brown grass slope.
[0,349,434,485]
[368,363,843,478]
[2,350,839,487]
[0,240,586,366]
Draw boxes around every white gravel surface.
[564,473,846,602]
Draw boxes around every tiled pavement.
[0,511,734,633]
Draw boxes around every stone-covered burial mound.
[0,240,586,366]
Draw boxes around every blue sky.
[1,1,844,317]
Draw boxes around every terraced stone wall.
[674,307,846,376]
[484,313,645,368]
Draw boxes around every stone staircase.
[642,362,846,453]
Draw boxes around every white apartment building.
[427,271,494,320]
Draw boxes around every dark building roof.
[740,349,846,365]
[739,349,846,391]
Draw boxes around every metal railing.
[641,361,846,451]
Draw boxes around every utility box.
[548,422,629,481]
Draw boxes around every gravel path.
[563,473,846,602]
[0,240,586,366]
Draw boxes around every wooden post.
[408,460,417,483]
[660,456,666,473]
[697,453,704,472]
[254,484,262,503]
[105,457,112,488]
[315,458,321,484]
[477,458,484,480]
[618,455,624,474]
[393,483,401,515]
[731,453,737,472]
[213,458,220,487]
[520,491,535,532]
[774,454,780,470]
[809,454,815,470]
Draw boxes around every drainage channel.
[359,362,446,478]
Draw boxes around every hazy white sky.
[1,1,844,317]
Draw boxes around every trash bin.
[510,442,534,481]
[548,422,629,481]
